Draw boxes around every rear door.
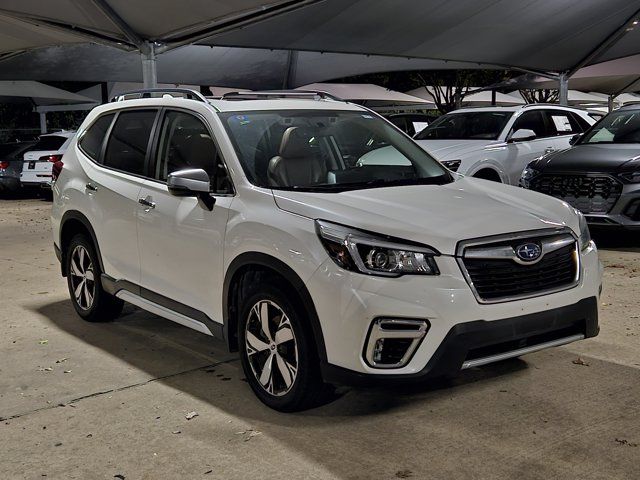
[136,108,233,324]
[76,109,159,284]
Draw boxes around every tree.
[338,69,515,113]
[519,89,558,104]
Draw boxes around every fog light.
[364,318,429,369]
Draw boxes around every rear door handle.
[544,147,555,154]
[86,183,98,192]
[138,196,156,210]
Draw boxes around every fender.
[223,252,327,363]
[59,210,103,276]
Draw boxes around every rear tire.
[238,281,330,411]
[66,234,123,322]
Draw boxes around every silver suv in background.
[414,105,595,184]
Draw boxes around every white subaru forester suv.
[51,89,602,411]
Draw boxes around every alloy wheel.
[69,245,96,310]
[245,300,299,396]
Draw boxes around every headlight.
[619,170,640,183]
[440,159,461,172]
[316,220,439,276]
[576,210,591,251]
[519,165,540,188]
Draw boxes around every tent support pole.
[558,73,569,106]
[141,42,158,89]
[39,112,47,134]
[608,95,615,112]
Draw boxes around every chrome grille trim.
[456,228,581,304]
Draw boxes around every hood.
[534,144,640,174]
[273,177,578,255]
[414,139,498,160]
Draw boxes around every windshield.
[415,111,513,140]
[220,110,451,192]
[580,110,640,144]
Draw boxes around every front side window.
[153,111,230,194]
[79,114,115,161]
[103,110,157,176]
[580,110,640,144]
[415,112,512,141]
[220,110,450,192]
[510,110,548,138]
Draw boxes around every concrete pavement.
[1,198,639,479]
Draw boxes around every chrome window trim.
[456,227,581,305]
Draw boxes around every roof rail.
[520,102,575,108]
[220,90,343,102]
[111,88,208,103]
[619,101,640,109]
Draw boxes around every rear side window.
[544,110,583,135]
[32,136,67,151]
[79,114,114,161]
[103,110,157,176]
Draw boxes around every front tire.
[66,234,123,322]
[238,282,329,411]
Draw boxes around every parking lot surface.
[1,198,639,480]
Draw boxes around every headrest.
[278,127,315,158]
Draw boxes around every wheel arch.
[59,210,103,277]
[223,252,327,364]
[471,166,504,182]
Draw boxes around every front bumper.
[584,183,640,229]
[308,242,602,379]
[322,296,598,386]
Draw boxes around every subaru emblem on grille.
[515,243,542,262]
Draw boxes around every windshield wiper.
[272,174,452,192]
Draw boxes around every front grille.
[529,174,622,214]
[460,233,578,303]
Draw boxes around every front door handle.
[86,183,98,192]
[138,197,156,210]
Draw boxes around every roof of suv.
[449,104,588,114]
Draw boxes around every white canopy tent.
[406,87,525,107]
[0,43,478,90]
[2,0,640,102]
[0,80,98,133]
[297,83,434,108]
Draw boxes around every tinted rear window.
[79,114,115,161]
[103,110,157,176]
[32,136,68,151]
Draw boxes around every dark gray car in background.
[521,105,640,229]
[0,141,36,193]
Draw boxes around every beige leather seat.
[267,127,327,187]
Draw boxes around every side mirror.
[569,133,582,146]
[508,129,537,143]
[167,168,215,210]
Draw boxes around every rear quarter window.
[79,114,115,161]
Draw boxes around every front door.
[136,109,234,324]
